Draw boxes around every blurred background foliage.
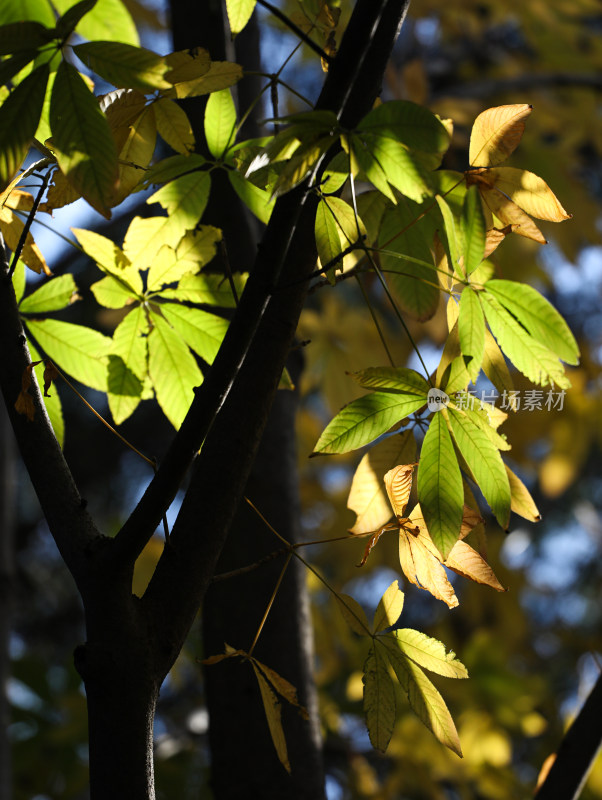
[5,0,602,798]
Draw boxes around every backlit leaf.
[373,581,405,633]
[160,303,228,364]
[444,540,506,592]
[90,275,136,308]
[363,645,396,753]
[384,464,415,518]
[357,100,451,154]
[505,463,541,522]
[417,411,463,559]
[28,339,64,446]
[107,354,143,424]
[486,167,571,222]
[447,407,511,529]
[469,104,532,167]
[482,328,514,399]
[335,593,370,636]
[350,367,429,397]
[458,287,485,382]
[163,271,247,307]
[51,0,139,45]
[113,104,157,204]
[225,0,257,34]
[25,318,110,391]
[204,88,236,158]
[163,47,211,84]
[228,170,274,224]
[153,97,194,154]
[389,629,468,679]
[478,183,546,244]
[0,192,50,274]
[171,61,243,99]
[147,226,221,291]
[50,61,118,217]
[313,392,426,455]
[485,279,579,365]
[381,639,463,756]
[72,227,142,294]
[19,274,78,313]
[480,291,569,388]
[147,310,203,428]
[461,185,485,274]
[348,431,416,535]
[0,63,49,188]
[74,41,171,91]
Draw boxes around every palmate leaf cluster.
[0,0,580,771]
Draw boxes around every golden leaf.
[468,104,532,167]
[0,191,51,274]
[506,463,541,522]
[384,463,416,517]
[445,540,506,592]
[39,169,81,214]
[485,167,571,223]
[477,183,547,244]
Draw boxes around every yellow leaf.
[348,432,416,535]
[486,167,571,223]
[39,169,81,214]
[153,97,195,154]
[114,105,157,204]
[505,463,541,522]
[252,660,309,720]
[0,191,51,274]
[164,48,211,84]
[483,226,511,258]
[469,104,532,167]
[384,463,417,518]
[173,61,243,99]
[335,593,371,636]
[445,540,506,592]
[399,520,459,609]
[251,662,291,773]
[478,183,546,244]
[372,581,404,633]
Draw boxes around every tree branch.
[140,0,411,672]
[534,670,602,800]
[0,237,102,587]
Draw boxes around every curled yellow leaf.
[384,463,416,517]
[486,167,571,223]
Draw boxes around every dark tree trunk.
[0,400,15,800]
[202,353,325,800]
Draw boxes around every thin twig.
[256,0,332,64]
[8,168,53,279]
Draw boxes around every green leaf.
[138,153,206,190]
[350,366,429,396]
[170,60,243,99]
[225,0,256,34]
[204,88,236,158]
[50,0,139,45]
[152,98,194,155]
[485,279,579,365]
[365,135,431,202]
[417,411,463,559]
[228,170,274,224]
[12,259,26,303]
[389,630,468,679]
[0,21,54,54]
[28,339,64,447]
[314,197,342,281]
[480,291,569,388]
[378,201,440,321]
[458,287,485,382]
[124,171,212,270]
[147,227,221,291]
[72,227,142,295]
[0,0,55,26]
[482,327,514,397]
[90,275,136,308]
[313,392,426,455]
[161,271,247,307]
[373,581,404,634]
[160,304,228,364]
[50,61,118,217]
[25,318,110,391]
[110,304,148,380]
[315,196,366,281]
[357,101,451,154]
[74,41,171,91]
[0,63,49,188]
[380,639,462,757]
[436,194,461,278]
[107,354,143,424]
[447,407,511,529]
[19,274,78,313]
[147,310,203,429]
[363,645,396,753]
[335,593,371,636]
[55,0,97,40]
[461,185,485,275]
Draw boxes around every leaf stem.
[247,551,292,657]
